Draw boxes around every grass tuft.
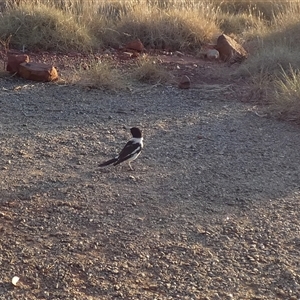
[72,59,127,91]
[271,66,300,121]
[131,55,172,84]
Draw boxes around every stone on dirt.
[6,53,30,73]
[18,62,58,82]
[216,34,247,63]
[125,38,145,52]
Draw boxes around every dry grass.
[217,11,264,35]
[131,55,173,84]
[215,0,290,21]
[61,55,171,90]
[71,59,127,90]
[231,1,300,121]
[271,67,300,121]
[237,1,300,74]
[113,4,220,50]
[0,2,94,52]
[0,0,297,54]
[0,0,221,52]
[237,45,300,78]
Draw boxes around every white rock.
[207,49,220,60]
[12,276,20,286]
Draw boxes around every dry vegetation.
[73,59,128,90]
[1,0,300,118]
[1,2,300,299]
[131,56,173,84]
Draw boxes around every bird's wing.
[115,140,141,165]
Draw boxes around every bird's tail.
[99,157,118,167]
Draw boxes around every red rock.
[18,62,58,82]
[178,75,191,89]
[215,34,247,62]
[7,54,30,73]
[125,39,144,52]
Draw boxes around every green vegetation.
[1,0,300,121]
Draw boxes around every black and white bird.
[99,127,143,170]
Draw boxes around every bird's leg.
[128,162,133,171]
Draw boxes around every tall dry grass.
[1,0,288,53]
[234,1,300,121]
[0,3,94,52]
[271,66,300,122]
[0,0,221,51]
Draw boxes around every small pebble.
[12,276,20,286]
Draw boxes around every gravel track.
[0,78,300,299]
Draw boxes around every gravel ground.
[0,78,300,300]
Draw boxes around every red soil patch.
[1,48,250,100]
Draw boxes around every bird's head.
[130,127,142,138]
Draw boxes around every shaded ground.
[0,57,300,300]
